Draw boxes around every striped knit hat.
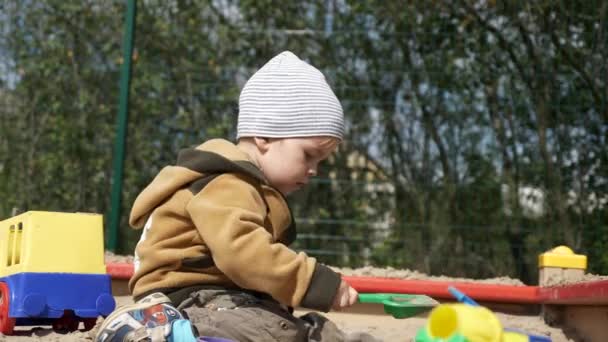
[237,51,344,140]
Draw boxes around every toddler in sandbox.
[97,51,379,342]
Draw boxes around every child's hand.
[331,280,358,310]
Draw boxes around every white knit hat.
[237,51,344,140]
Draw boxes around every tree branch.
[458,0,534,91]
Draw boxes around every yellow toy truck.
[0,211,115,334]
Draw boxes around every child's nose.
[308,168,317,176]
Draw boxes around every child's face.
[257,137,337,195]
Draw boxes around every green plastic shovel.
[358,293,439,319]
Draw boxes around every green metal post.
[108,0,137,251]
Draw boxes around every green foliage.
[0,0,606,282]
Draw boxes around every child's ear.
[253,137,271,153]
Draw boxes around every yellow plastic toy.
[414,304,552,342]
[538,245,587,270]
[416,304,502,341]
[0,211,107,276]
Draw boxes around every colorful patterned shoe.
[95,292,194,342]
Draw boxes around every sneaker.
[95,292,192,342]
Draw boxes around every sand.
[105,252,526,285]
[542,272,608,287]
[0,254,578,341]
[1,295,575,341]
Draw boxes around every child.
[97,51,377,342]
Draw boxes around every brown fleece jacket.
[128,139,341,312]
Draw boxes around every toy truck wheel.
[82,317,98,331]
[0,282,16,335]
[52,310,80,332]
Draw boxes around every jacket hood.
[129,139,266,229]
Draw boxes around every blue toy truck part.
[505,329,552,342]
[2,272,115,320]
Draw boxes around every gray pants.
[176,288,380,342]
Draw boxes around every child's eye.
[305,148,324,161]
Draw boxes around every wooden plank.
[539,280,608,305]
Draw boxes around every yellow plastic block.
[538,245,587,270]
[0,211,107,277]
